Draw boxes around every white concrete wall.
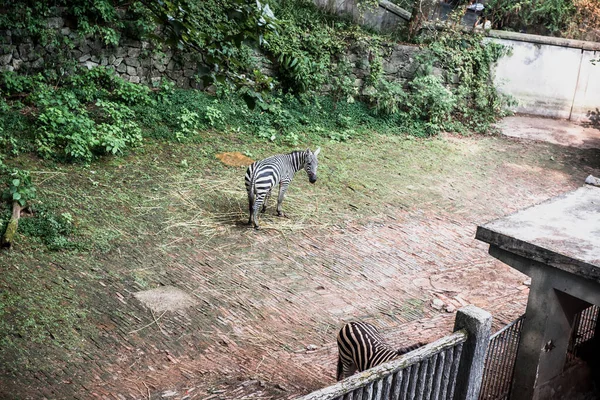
[571,50,600,122]
[490,33,600,121]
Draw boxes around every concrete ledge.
[487,30,600,51]
[378,0,411,21]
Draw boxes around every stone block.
[90,55,100,63]
[125,57,140,67]
[153,59,166,72]
[177,76,189,88]
[18,43,33,61]
[79,43,91,54]
[115,47,128,58]
[126,65,136,76]
[127,47,141,58]
[136,66,146,77]
[31,57,44,69]
[140,58,151,67]
[108,55,116,64]
[0,65,14,72]
[0,53,12,66]
[61,27,71,36]
[11,58,22,70]
[100,57,108,66]
[184,68,195,77]
[129,75,140,83]
[84,60,99,70]
[124,38,141,48]
[79,54,91,62]
[113,57,123,67]
[116,63,127,73]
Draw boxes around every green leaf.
[12,192,21,201]
[12,179,20,187]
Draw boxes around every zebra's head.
[304,147,320,184]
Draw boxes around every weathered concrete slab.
[476,185,600,283]
[134,286,197,313]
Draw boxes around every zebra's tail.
[396,342,426,356]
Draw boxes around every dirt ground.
[3,115,600,400]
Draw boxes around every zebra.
[336,321,425,381]
[244,148,320,229]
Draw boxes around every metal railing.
[565,304,599,369]
[297,330,468,400]
[478,315,525,400]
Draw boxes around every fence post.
[452,305,492,400]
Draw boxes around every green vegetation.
[484,0,600,39]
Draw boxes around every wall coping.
[487,29,600,51]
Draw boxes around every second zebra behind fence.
[244,148,320,229]
[337,321,426,381]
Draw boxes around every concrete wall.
[490,31,600,122]
[313,0,410,33]
[313,0,600,122]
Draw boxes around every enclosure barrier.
[297,306,492,400]
[565,304,600,369]
[478,315,525,400]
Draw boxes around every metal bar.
[401,365,412,399]
[423,354,437,400]
[363,382,373,400]
[440,347,455,400]
[415,358,428,400]
[447,342,463,400]
[391,370,403,400]
[431,351,445,400]
[408,361,420,400]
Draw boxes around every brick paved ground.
[3,117,599,400]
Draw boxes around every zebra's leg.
[261,190,271,213]
[276,183,289,217]
[247,188,255,225]
[337,357,356,381]
[252,194,266,229]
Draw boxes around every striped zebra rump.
[336,321,425,381]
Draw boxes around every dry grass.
[148,173,336,248]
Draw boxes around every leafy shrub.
[407,75,455,126]
[175,107,202,141]
[371,80,407,116]
[18,205,75,250]
[36,106,97,162]
[485,0,575,36]
[1,169,37,207]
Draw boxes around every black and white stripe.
[336,321,424,381]
[245,148,320,229]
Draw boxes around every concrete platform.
[476,185,600,283]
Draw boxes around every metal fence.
[297,330,468,400]
[478,315,525,400]
[565,304,600,369]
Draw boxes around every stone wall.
[0,13,422,92]
[0,16,200,88]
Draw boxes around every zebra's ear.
[314,147,321,156]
